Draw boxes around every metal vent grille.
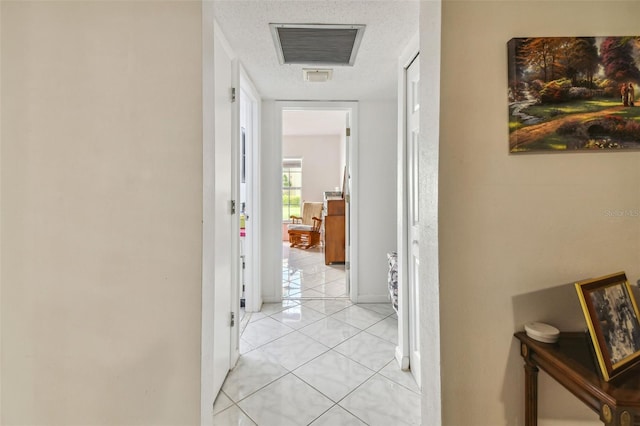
[270,24,365,66]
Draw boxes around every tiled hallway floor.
[213,243,420,425]
[213,300,421,426]
[281,243,348,299]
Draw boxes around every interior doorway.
[278,102,358,302]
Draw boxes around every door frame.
[273,101,359,302]
[396,33,419,371]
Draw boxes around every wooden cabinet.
[324,198,345,265]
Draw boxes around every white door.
[212,28,234,395]
[406,54,421,388]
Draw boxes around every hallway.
[213,244,420,425]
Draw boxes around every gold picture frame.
[575,272,640,381]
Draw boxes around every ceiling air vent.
[270,24,366,66]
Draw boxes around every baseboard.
[355,295,390,304]
[245,298,263,313]
[395,346,410,370]
[261,295,390,305]
[261,296,281,304]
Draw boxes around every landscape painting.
[508,37,640,153]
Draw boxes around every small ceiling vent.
[270,24,366,66]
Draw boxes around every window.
[282,158,302,221]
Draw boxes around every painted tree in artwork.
[600,37,640,83]
[565,37,599,86]
[518,37,562,82]
[518,37,600,85]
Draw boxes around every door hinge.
[345,261,350,270]
[231,87,236,103]
[230,311,235,327]
[345,194,350,203]
[230,200,236,214]
[346,127,351,137]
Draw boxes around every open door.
[201,22,237,419]
[212,22,234,392]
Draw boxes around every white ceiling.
[213,0,419,101]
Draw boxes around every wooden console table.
[514,332,640,426]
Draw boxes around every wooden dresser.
[324,197,345,265]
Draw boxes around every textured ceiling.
[213,0,419,101]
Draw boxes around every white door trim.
[273,101,359,303]
[396,33,419,371]
[418,1,443,424]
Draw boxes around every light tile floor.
[281,243,348,299]
[214,245,421,425]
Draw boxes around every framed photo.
[575,272,640,381]
[508,37,640,153]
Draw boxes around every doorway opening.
[278,102,357,302]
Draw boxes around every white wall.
[261,100,283,302]
[283,135,343,203]
[357,100,398,302]
[1,2,204,424]
[437,1,640,425]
